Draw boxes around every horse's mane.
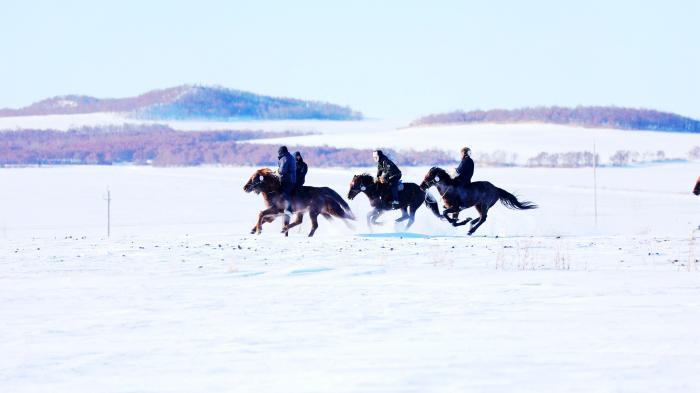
[255,168,281,187]
[431,167,456,185]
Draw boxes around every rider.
[294,151,308,190]
[277,146,297,215]
[373,149,401,208]
[455,147,474,186]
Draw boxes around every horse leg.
[442,207,459,224]
[255,208,277,234]
[403,195,424,230]
[280,211,292,234]
[371,209,386,225]
[366,209,377,229]
[405,206,417,230]
[468,205,488,235]
[285,212,304,231]
[446,208,466,227]
[262,216,275,230]
[452,209,473,226]
[308,210,320,237]
[395,207,410,222]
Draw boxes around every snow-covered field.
[0,112,398,135]
[2,164,700,392]
[251,123,700,165]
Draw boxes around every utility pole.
[106,188,111,238]
[593,142,598,226]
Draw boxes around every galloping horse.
[348,173,442,230]
[420,167,537,235]
[694,177,700,195]
[243,168,354,237]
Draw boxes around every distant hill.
[410,106,700,133]
[0,85,363,121]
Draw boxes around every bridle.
[250,174,265,188]
[426,173,450,198]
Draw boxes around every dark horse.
[694,177,700,195]
[348,173,442,230]
[243,168,355,237]
[420,167,537,235]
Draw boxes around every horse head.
[348,173,375,200]
[420,167,450,191]
[243,168,280,194]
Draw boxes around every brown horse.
[420,167,537,235]
[694,177,700,195]
[348,173,442,230]
[243,168,355,237]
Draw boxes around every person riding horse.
[277,146,296,216]
[420,167,537,235]
[295,151,308,190]
[373,150,401,208]
[455,147,474,186]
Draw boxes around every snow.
[0,112,398,134]
[0,113,129,130]
[2,163,700,392]
[1,164,697,239]
[250,123,700,165]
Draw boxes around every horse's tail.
[497,187,538,210]
[424,191,443,219]
[318,187,352,212]
[324,195,356,220]
[318,187,355,220]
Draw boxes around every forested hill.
[410,106,700,132]
[0,85,363,121]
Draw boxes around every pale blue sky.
[1,0,698,119]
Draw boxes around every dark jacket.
[377,155,401,183]
[296,160,308,187]
[456,155,474,184]
[278,151,297,185]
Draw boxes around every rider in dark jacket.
[373,150,401,207]
[294,151,308,189]
[277,146,296,214]
[455,147,474,186]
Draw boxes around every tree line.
[0,125,454,167]
[410,106,700,132]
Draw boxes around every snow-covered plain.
[0,112,398,135]
[251,122,700,165]
[2,164,700,392]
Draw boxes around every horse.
[243,168,355,237]
[347,173,442,230]
[419,167,537,235]
[694,177,700,195]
